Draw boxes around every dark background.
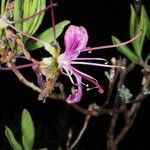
[0,0,150,149]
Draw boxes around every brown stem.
[16,38,37,62]
[107,63,135,150]
[11,65,42,93]
[67,104,93,150]
[103,68,120,107]
[107,112,118,150]
[115,106,139,145]
[115,73,150,144]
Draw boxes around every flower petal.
[72,67,104,93]
[66,75,83,103]
[64,25,88,60]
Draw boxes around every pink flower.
[58,25,114,103]
[58,25,142,103]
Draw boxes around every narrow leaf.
[0,0,6,39]
[29,0,46,36]
[0,18,8,29]
[133,6,147,57]
[27,0,39,35]
[21,109,35,150]
[1,0,6,15]
[14,0,23,30]
[112,36,140,64]
[129,5,141,56]
[23,0,31,32]
[26,20,70,51]
[130,5,138,39]
[5,126,23,150]
[142,6,150,40]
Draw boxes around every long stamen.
[71,67,104,93]
[70,61,125,69]
[74,57,108,63]
[66,69,75,84]
[87,87,97,91]
[1,16,46,45]
[80,82,89,87]
[0,62,40,71]
[12,3,57,23]
[61,67,75,84]
[81,30,143,52]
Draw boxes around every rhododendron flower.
[58,25,122,103]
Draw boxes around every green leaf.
[14,0,23,30]
[112,36,140,64]
[27,0,39,36]
[130,5,138,39]
[0,0,6,39]
[0,17,8,29]
[133,6,147,57]
[21,0,46,43]
[142,6,150,40]
[129,5,147,59]
[21,109,35,150]
[1,0,6,15]
[23,0,31,32]
[26,20,70,51]
[29,0,46,36]
[5,126,23,150]
[129,5,141,57]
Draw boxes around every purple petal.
[33,65,45,89]
[72,67,104,93]
[66,75,83,103]
[64,25,88,60]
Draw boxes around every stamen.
[81,30,143,52]
[12,3,57,23]
[75,57,108,63]
[70,61,123,69]
[71,67,104,93]
[65,68,75,84]
[80,82,89,87]
[43,98,46,103]
[87,87,97,91]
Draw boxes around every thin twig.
[68,104,93,150]
[11,64,42,93]
[115,72,150,144]
[107,112,118,150]
[103,68,120,106]
[106,63,135,150]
